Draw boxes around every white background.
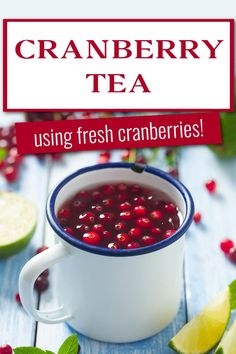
[0,0,235,115]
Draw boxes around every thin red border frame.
[2,19,235,112]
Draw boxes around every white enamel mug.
[19,162,194,343]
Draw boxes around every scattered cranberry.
[98,151,111,164]
[15,292,21,305]
[35,246,49,254]
[121,150,131,161]
[140,235,156,246]
[220,239,235,255]
[127,242,140,249]
[228,247,236,264]
[34,275,49,293]
[0,345,13,354]
[205,179,217,193]
[82,231,101,245]
[168,167,178,178]
[3,166,18,183]
[193,212,202,224]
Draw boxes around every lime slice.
[169,288,232,354]
[215,319,236,354]
[0,192,37,257]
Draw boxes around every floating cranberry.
[35,246,49,254]
[79,212,96,224]
[92,224,104,232]
[136,217,152,228]
[117,192,128,202]
[91,190,102,201]
[64,228,74,235]
[193,212,202,224]
[164,202,177,213]
[140,235,156,246]
[91,204,104,213]
[130,184,142,194]
[75,224,90,234]
[3,166,18,183]
[76,190,89,200]
[133,196,146,205]
[133,205,147,216]
[99,212,115,223]
[58,208,71,219]
[120,211,132,221]
[107,242,120,249]
[119,202,132,211]
[82,231,101,245]
[228,247,236,264]
[150,210,163,220]
[114,221,127,231]
[151,227,161,236]
[220,239,235,255]
[102,184,115,195]
[0,345,13,354]
[72,200,87,212]
[164,230,176,238]
[102,198,114,208]
[205,179,217,193]
[15,293,21,305]
[34,275,49,293]
[117,183,128,192]
[115,233,130,247]
[127,242,140,249]
[102,230,112,239]
[98,151,111,164]
[129,228,142,239]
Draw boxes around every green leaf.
[229,279,236,310]
[58,334,79,354]
[14,347,46,354]
[45,351,55,354]
[0,148,7,161]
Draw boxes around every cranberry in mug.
[57,182,181,250]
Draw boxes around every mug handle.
[19,242,72,323]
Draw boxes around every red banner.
[15,113,222,155]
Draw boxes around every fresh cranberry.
[228,247,236,264]
[72,200,87,211]
[168,167,178,178]
[0,345,13,354]
[115,233,130,247]
[99,212,115,223]
[136,217,152,228]
[117,192,128,202]
[150,210,163,220]
[127,242,140,249]
[120,211,132,220]
[64,228,74,235]
[3,166,18,183]
[102,230,112,239]
[91,204,104,213]
[164,202,177,213]
[140,235,156,246]
[82,231,101,245]
[102,184,115,195]
[114,221,127,231]
[193,212,202,224]
[117,183,128,192]
[75,224,90,234]
[121,150,131,161]
[98,151,110,164]
[220,239,235,254]
[34,275,49,293]
[79,212,96,224]
[91,190,102,201]
[119,201,132,211]
[205,179,217,193]
[58,208,71,219]
[15,293,21,305]
[130,184,142,194]
[35,246,49,254]
[129,228,142,239]
[163,230,176,238]
[102,198,114,208]
[133,196,145,205]
[92,224,104,232]
[75,190,89,199]
[107,242,120,249]
[133,205,147,216]
[151,227,161,236]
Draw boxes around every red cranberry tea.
[57,183,181,250]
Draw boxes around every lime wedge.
[215,319,236,354]
[169,287,232,354]
[0,192,37,257]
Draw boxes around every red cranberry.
[119,201,132,211]
[205,179,217,193]
[58,217,69,227]
[114,221,127,231]
[58,208,71,219]
[136,217,152,228]
[133,196,145,205]
[15,293,21,305]
[164,202,177,213]
[115,233,130,247]
[150,210,163,220]
[102,198,114,208]
[79,212,96,224]
[121,150,131,161]
[127,242,140,249]
[117,192,128,202]
[34,275,49,293]
[82,231,101,245]
[193,212,202,224]
[164,230,176,238]
[130,184,142,194]
[220,239,235,254]
[168,167,178,178]
[51,153,63,161]
[99,212,115,223]
[133,205,147,216]
[0,345,13,354]
[64,228,74,235]
[135,155,146,164]
[117,183,128,192]
[102,184,115,195]
[35,246,48,254]
[107,242,120,249]
[76,190,89,199]
[75,224,90,234]
[140,235,156,246]
[91,190,102,201]
[92,224,104,232]
[228,247,236,264]
[3,166,18,182]
[98,151,110,164]
[120,211,132,221]
[151,227,161,236]
[129,228,142,239]
[102,230,112,239]
[72,200,87,211]
[91,204,104,213]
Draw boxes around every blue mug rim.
[46,162,194,257]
